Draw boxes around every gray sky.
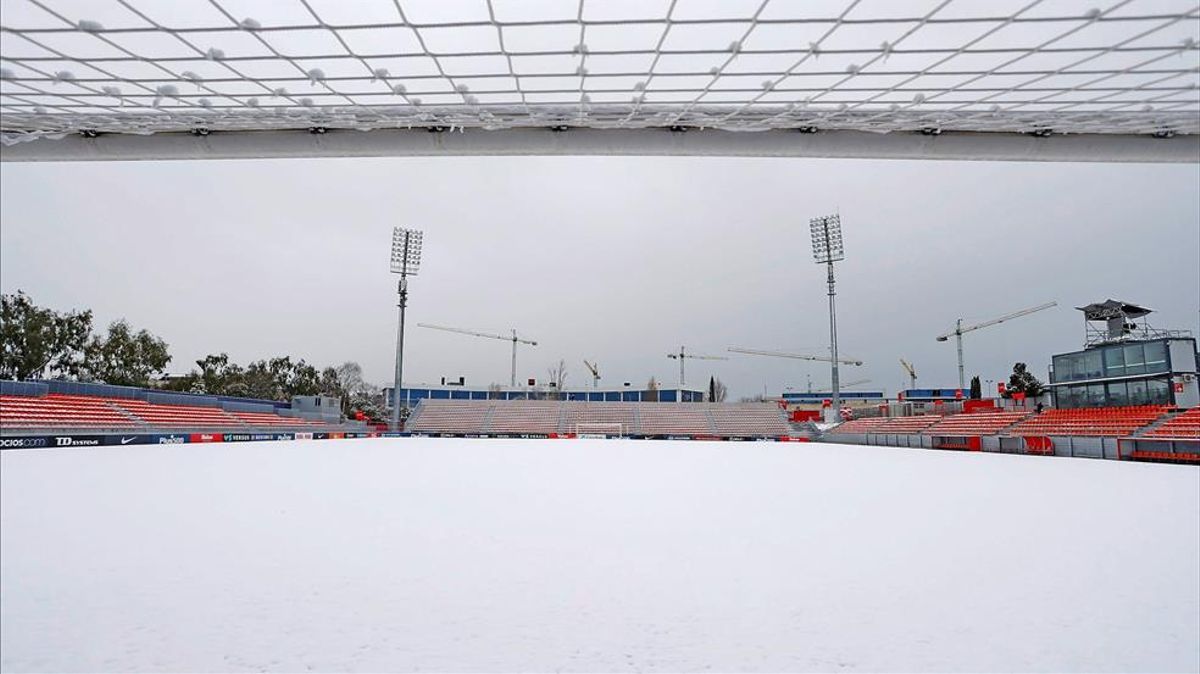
[1,156,1197,399]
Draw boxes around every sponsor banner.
[313,432,329,440]
[328,432,345,440]
[152,434,189,445]
[294,432,315,440]
[0,436,50,449]
[52,435,105,447]
[105,434,151,446]
[189,433,223,443]
[223,433,289,443]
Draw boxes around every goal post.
[574,423,625,439]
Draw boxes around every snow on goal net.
[0,0,1197,161]
[575,423,625,438]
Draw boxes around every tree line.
[1,291,385,418]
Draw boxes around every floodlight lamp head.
[391,227,424,275]
[809,214,845,264]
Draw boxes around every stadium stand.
[562,403,638,435]
[1005,406,1166,437]
[710,403,796,437]
[923,411,1031,437]
[404,401,492,434]
[227,411,329,428]
[483,402,561,436]
[0,388,349,434]
[405,400,790,438]
[0,394,136,429]
[1142,408,1200,439]
[107,398,240,427]
[828,416,943,435]
[637,404,715,437]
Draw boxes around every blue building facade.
[386,385,705,409]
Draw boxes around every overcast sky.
[1,156,1197,398]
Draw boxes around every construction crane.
[583,360,600,388]
[811,378,872,391]
[417,322,538,388]
[936,301,1057,389]
[667,346,728,388]
[727,346,863,367]
[900,358,917,390]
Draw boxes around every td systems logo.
[55,437,101,447]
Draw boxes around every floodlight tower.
[390,227,423,430]
[810,214,845,423]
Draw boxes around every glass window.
[1087,383,1106,406]
[1147,378,1170,405]
[1123,344,1145,375]
[1104,346,1125,377]
[1127,379,1149,406]
[1106,381,1128,406]
[1062,385,1084,408]
[1053,354,1072,382]
[1082,351,1103,379]
[1143,341,1168,373]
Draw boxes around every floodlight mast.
[390,227,423,430]
[810,214,845,423]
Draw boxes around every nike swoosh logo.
[121,437,136,444]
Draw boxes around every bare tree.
[547,359,568,398]
[487,383,504,400]
[645,376,659,402]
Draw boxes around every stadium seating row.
[1006,406,1167,437]
[0,393,335,431]
[829,406,1181,438]
[405,400,791,437]
[1141,407,1200,439]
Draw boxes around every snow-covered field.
[2,438,1198,673]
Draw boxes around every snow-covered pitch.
[2,438,1197,673]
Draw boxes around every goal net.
[575,423,624,439]
[1,0,1196,154]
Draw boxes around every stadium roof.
[1,0,1198,161]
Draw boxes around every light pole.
[390,227,423,430]
[810,214,845,423]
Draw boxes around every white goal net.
[1,0,1197,160]
[575,423,624,438]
